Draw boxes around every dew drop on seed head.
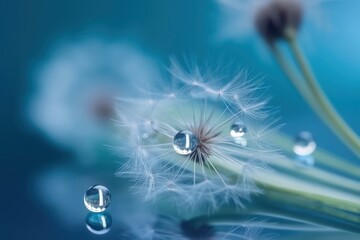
[173,130,198,155]
[86,212,112,235]
[84,185,111,213]
[230,122,247,138]
[293,131,316,156]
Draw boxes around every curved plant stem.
[206,156,360,234]
[189,211,336,232]
[281,27,360,158]
[189,208,355,233]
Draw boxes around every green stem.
[284,28,360,158]
[206,156,360,233]
[189,210,336,232]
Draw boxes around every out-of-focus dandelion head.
[114,59,279,214]
[216,0,328,43]
[254,0,303,43]
[27,38,159,162]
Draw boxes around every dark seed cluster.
[255,0,303,43]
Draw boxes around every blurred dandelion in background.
[27,38,160,164]
[216,0,328,43]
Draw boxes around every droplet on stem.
[293,131,316,156]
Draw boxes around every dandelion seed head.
[115,59,280,213]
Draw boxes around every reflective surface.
[86,212,112,235]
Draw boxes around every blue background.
[1,0,359,239]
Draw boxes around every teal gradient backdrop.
[1,0,359,239]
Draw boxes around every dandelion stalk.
[161,141,360,230]
[188,197,360,234]
[197,179,360,234]
[271,27,360,158]
[250,0,360,157]
[201,154,360,233]
[188,208,358,234]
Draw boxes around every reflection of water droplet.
[230,121,247,146]
[293,131,316,156]
[86,212,112,235]
[234,137,248,146]
[230,122,247,138]
[295,155,315,167]
[173,130,198,155]
[84,185,111,212]
[181,219,215,240]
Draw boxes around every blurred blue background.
[1,0,360,239]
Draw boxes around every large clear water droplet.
[86,212,112,235]
[173,130,198,155]
[293,131,316,156]
[230,122,247,138]
[84,185,111,213]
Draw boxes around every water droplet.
[86,212,112,235]
[173,130,198,155]
[293,131,316,156]
[84,185,111,213]
[230,122,247,138]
